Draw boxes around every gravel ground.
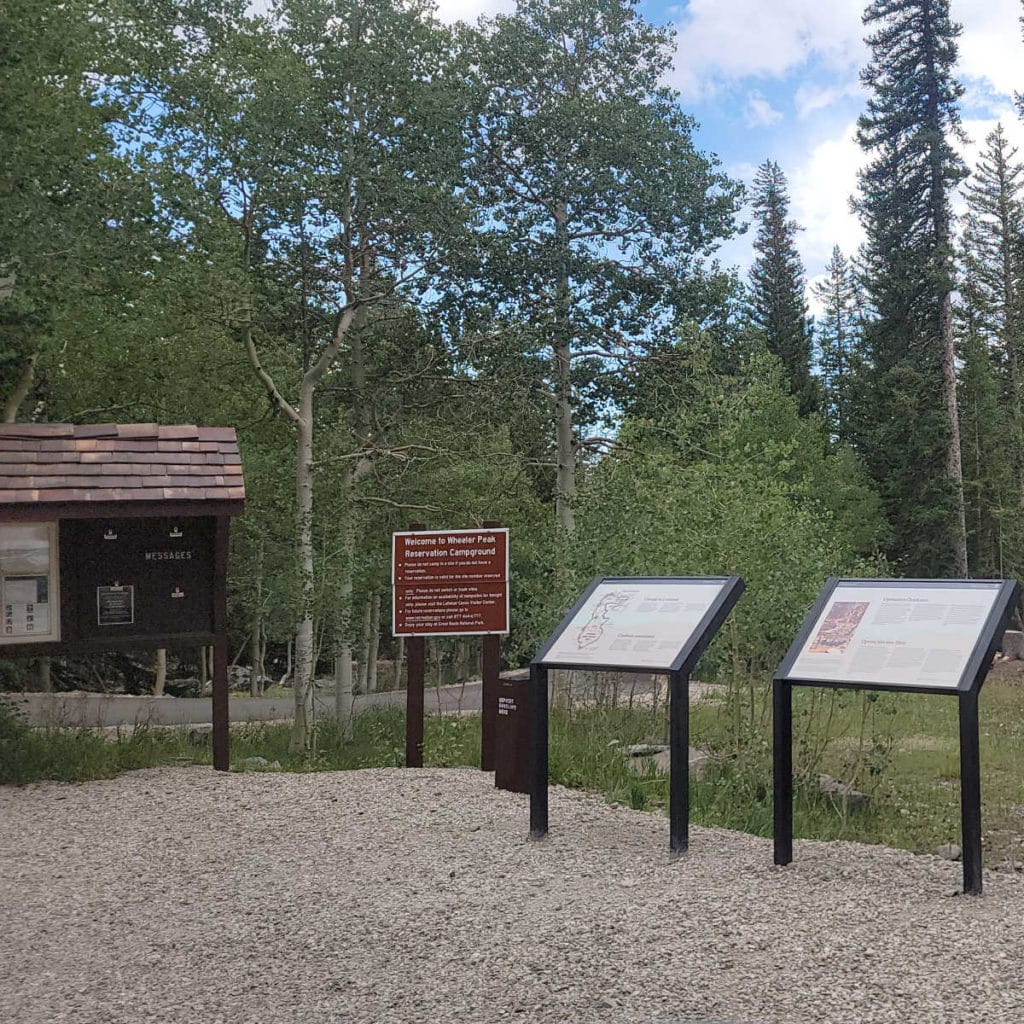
[2,766,1023,1024]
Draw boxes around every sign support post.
[479,519,503,771]
[772,678,793,866]
[406,633,426,769]
[959,690,983,895]
[529,661,549,839]
[481,634,500,771]
[669,669,690,854]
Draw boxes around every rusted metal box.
[494,677,530,793]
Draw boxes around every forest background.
[3,0,1024,759]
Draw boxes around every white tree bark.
[366,591,381,694]
[2,350,37,423]
[357,595,372,693]
[153,649,166,697]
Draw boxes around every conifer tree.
[957,302,1015,577]
[748,160,818,416]
[960,124,1024,507]
[854,0,968,576]
[812,245,862,441]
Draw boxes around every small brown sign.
[392,528,509,636]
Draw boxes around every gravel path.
[2,766,1023,1024]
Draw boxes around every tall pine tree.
[748,160,818,416]
[812,245,863,441]
[854,0,968,576]
[960,124,1024,507]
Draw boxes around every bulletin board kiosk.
[0,423,245,769]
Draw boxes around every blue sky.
[436,0,1024,311]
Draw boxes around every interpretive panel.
[0,522,60,644]
[779,578,1012,692]
[392,528,509,636]
[537,576,741,672]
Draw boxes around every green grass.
[4,682,1024,865]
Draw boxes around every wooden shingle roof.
[0,424,245,516]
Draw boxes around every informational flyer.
[97,585,135,626]
[0,522,58,643]
[541,579,729,670]
[787,582,1003,689]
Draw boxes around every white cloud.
[669,0,865,98]
[744,91,784,128]
[669,0,1023,107]
[789,122,864,275]
[960,109,1024,170]
[433,0,512,24]
[794,79,863,119]
[953,0,1024,99]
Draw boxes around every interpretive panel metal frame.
[773,576,1019,895]
[530,575,745,853]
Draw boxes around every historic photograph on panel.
[808,601,869,654]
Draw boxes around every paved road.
[4,681,489,729]
[5,674,723,729]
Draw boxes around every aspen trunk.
[366,591,380,693]
[553,204,575,536]
[291,386,316,749]
[249,612,262,697]
[358,595,372,693]
[394,635,405,692]
[153,649,166,696]
[2,347,36,424]
[334,647,355,741]
[334,482,356,738]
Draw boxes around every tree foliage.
[747,160,817,417]
[853,0,969,576]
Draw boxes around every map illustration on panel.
[577,591,630,649]
[541,579,730,670]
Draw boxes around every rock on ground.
[2,766,1024,1024]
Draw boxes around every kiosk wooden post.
[772,577,1018,895]
[530,576,744,850]
[0,424,245,772]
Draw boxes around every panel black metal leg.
[669,670,690,854]
[959,691,983,895]
[773,678,793,866]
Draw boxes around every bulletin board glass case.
[0,522,60,644]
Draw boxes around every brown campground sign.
[392,527,509,636]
